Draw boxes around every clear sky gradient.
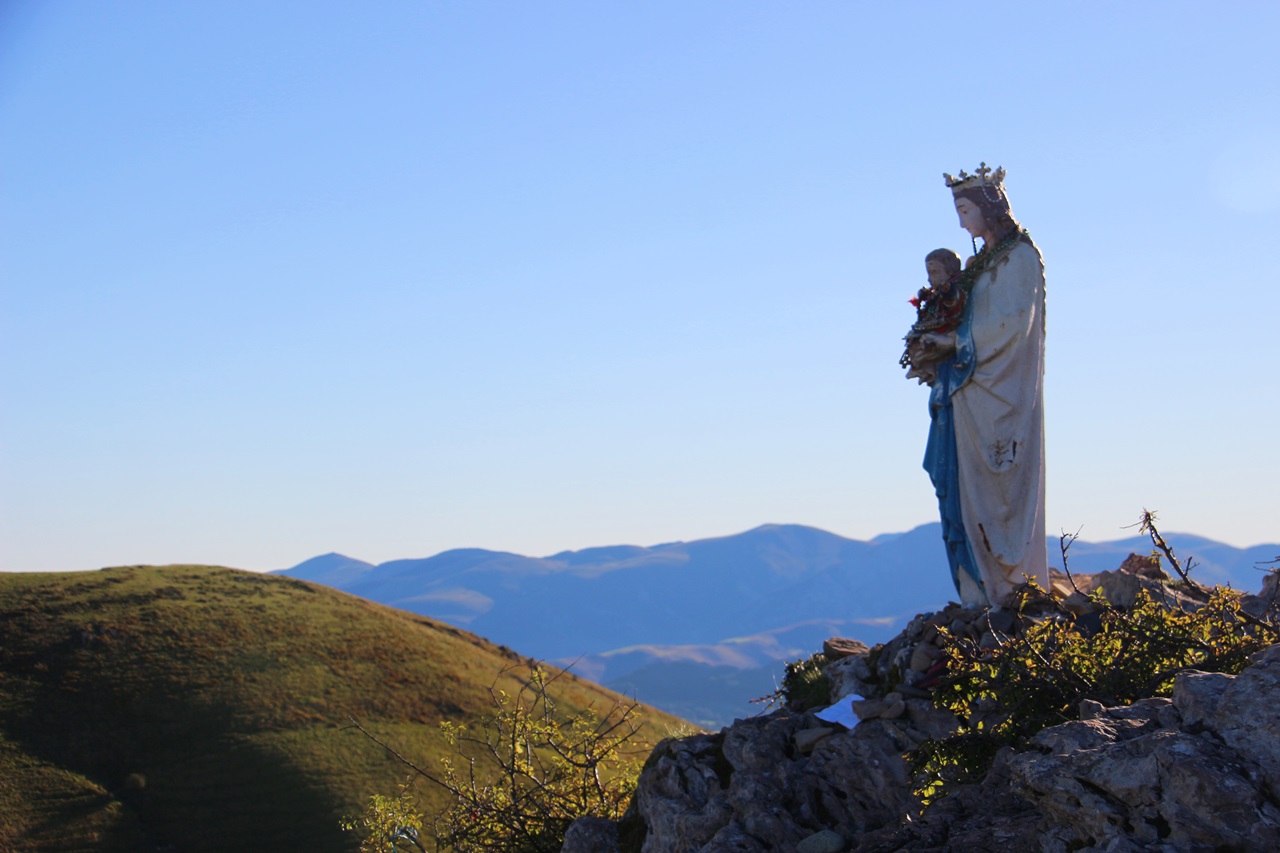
[2,1,1278,572]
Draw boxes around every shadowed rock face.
[564,641,1280,853]
[623,713,922,853]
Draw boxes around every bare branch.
[344,715,451,793]
[1135,509,1207,596]
[1059,526,1083,594]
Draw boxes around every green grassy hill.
[0,565,687,852]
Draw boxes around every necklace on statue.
[957,229,1028,294]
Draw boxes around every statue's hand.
[906,340,930,367]
[917,332,957,357]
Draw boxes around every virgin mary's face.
[954,197,989,241]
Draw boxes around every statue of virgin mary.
[916,164,1048,607]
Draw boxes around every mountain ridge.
[278,523,1278,726]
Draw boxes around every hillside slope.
[0,566,684,853]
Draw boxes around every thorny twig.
[1059,527,1083,595]
[343,716,450,792]
[1125,509,1208,596]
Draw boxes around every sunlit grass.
[0,565,684,852]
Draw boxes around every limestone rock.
[863,654,1280,852]
[1091,568,1199,610]
[852,692,906,722]
[1012,727,1280,850]
[599,709,923,853]
[1208,644,1280,799]
[796,828,846,853]
[1262,569,1280,603]
[624,732,734,852]
[794,725,834,754]
[908,643,938,672]
[560,816,619,853]
[825,651,876,702]
[1171,669,1231,728]
[850,748,1043,852]
[1079,698,1106,720]
[1061,590,1096,615]
[1117,552,1168,579]
[823,637,870,660]
[904,698,960,741]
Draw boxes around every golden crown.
[944,162,1006,192]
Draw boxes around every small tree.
[340,782,426,853]
[346,663,647,853]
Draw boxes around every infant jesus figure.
[900,247,965,385]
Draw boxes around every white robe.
[951,238,1047,605]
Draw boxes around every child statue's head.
[925,248,962,289]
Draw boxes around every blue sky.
[2,1,1278,572]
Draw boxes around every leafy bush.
[346,663,647,852]
[753,652,831,713]
[781,653,832,711]
[911,581,1278,803]
[341,783,426,853]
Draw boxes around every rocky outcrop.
[590,708,935,852]
[862,647,1280,851]
[565,642,1280,852]
[560,618,963,853]
[563,560,1280,853]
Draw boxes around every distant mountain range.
[278,523,1279,726]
